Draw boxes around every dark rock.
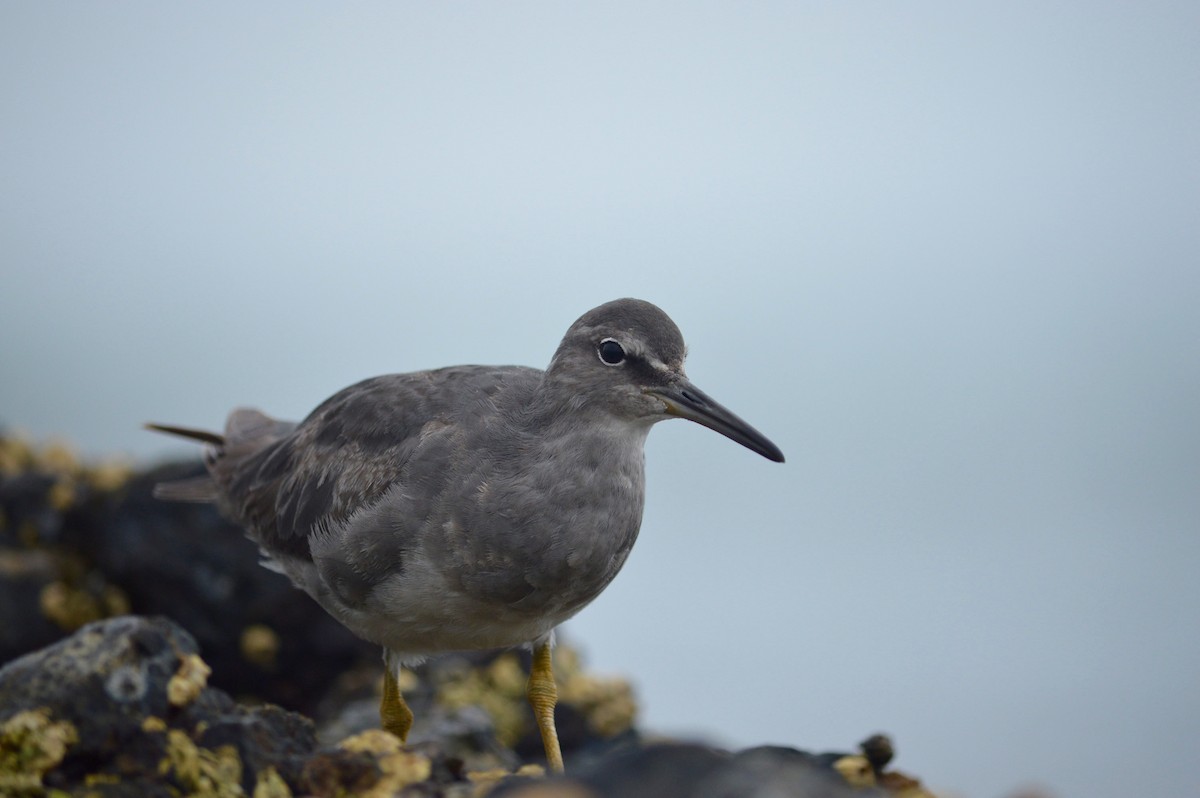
[493,742,885,798]
[194,701,316,789]
[571,742,731,798]
[695,745,878,798]
[414,703,522,769]
[298,747,383,796]
[0,615,316,795]
[59,463,379,716]
[0,444,379,717]
[0,615,187,743]
[487,772,596,798]
[0,548,64,663]
[860,733,894,774]
[0,438,941,796]
[0,609,934,797]
[0,471,60,544]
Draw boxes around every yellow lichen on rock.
[101,585,131,617]
[465,767,511,787]
[39,581,95,631]
[464,766,521,798]
[86,457,134,493]
[463,768,556,796]
[38,576,130,632]
[38,440,80,478]
[46,477,77,512]
[338,729,432,797]
[142,716,168,733]
[435,646,638,747]
[168,653,212,707]
[0,708,79,794]
[239,624,281,671]
[0,434,133,509]
[0,434,36,476]
[879,771,941,798]
[16,521,39,550]
[159,729,244,797]
[252,766,293,798]
[558,671,637,738]
[435,653,529,746]
[337,728,402,756]
[486,653,528,694]
[833,754,876,787]
[395,667,420,692]
[553,645,637,738]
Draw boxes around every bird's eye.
[597,338,626,365]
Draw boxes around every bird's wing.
[218,368,538,562]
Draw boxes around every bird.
[147,297,784,772]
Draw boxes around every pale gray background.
[3,4,1198,797]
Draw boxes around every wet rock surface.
[0,435,939,796]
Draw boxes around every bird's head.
[544,298,785,463]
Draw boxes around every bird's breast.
[440,418,651,615]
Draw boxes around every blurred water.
[3,5,1198,796]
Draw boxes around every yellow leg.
[381,666,414,742]
[527,640,564,773]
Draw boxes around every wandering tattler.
[148,297,784,772]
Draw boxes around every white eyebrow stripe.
[646,356,671,373]
[609,335,676,374]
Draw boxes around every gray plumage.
[149,298,783,664]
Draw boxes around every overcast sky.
[3,4,1198,796]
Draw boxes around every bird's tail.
[144,423,225,446]
[145,409,293,503]
[144,422,224,502]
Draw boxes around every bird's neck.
[516,375,653,463]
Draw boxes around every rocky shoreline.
[0,435,934,797]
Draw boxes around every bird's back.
[205,366,545,564]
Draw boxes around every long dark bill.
[649,380,785,463]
